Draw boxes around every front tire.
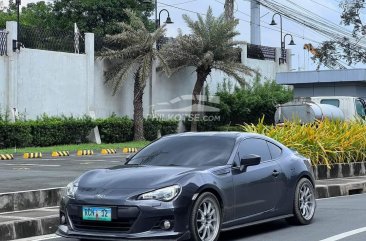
[190,192,222,241]
[287,178,316,225]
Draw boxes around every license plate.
[82,207,112,222]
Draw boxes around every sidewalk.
[315,176,366,198]
[0,207,58,240]
[1,176,366,240]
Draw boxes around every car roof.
[165,132,265,140]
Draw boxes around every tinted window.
[238,138,272,162]
[267,142,282,159]
[128,136,235,167]
[320,99,340,107]
[355,99,366,118]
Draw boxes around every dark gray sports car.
[57,132,316,241]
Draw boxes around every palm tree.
[98,9,170,140]
[161,7,256,131]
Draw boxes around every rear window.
[320,99,340,107]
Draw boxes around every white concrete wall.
[0,22,291,120]
[17,49,87,118]
[0,55,6,111]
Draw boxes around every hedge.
[97,116,133,143]
[0,115,179,148]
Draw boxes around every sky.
[2,0,364,71]
[156,0,358,71]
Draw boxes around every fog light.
[60,214,66,224]
[162,220,171,230]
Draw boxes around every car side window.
[267,142,282,159]
[238,138,272,162]
[355,99,366,118]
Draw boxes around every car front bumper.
[57,194,192,241]
[56,224,189,240]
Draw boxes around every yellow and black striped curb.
[0,154,14,160]
[122,147,138,153]
[51,151,70,157]
[23,153,42,159]
[77,150,94,156]
[101,149,117,155]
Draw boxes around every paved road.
[0,154,129,193]
[19,194,366,241]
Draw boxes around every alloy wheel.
[196,198,220,241]
[299,182,315,220]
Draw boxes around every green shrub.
[144,118,162,141]
[161,119,179,136]
[242,118,366,166]
[217,79,293,125]
[97,116,133,143]
[215,125,242,132]
[0,121,33,148]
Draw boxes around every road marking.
[319,227,366,241]
[1,164,61,167]
[0,187,64,195]
[0,206,60,215]
[14,234,59,241]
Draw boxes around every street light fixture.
[142,0,173,29]
[158,9,174,28]
[269,13,295,64]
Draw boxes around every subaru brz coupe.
[57,132,316,241]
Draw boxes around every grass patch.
[0,141,150,154]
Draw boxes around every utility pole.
[224,0,234,21]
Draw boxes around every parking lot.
[0,154,129,193]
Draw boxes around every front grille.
[67,204,139,233]
[70,215,135,232]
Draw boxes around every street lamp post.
[270,13,295,64]
[12,0,21,52]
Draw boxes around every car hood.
[77,165,200,190]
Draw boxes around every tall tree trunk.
[133,72,145,141]
[191,69,210,132]
[224,0,234,21]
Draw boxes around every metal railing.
[247,44,276,61]
[0,30,7,56]
[19,26,85,54]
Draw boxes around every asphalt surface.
[0,154,129,193]
[16,193,366,241]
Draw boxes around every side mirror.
[124,154,133,164]
[239,154,261,172]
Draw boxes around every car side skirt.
[221,214,294,232]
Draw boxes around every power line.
[169,0,199,6]
[307,0,341,14]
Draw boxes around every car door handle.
[272,170,280,177]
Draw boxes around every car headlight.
[137,185,181,202]
[66,182,78,199]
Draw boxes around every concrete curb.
[0,154,14,160]
[23,153,42,159]
[101,149,117,155]
[315,181,366,198]
[0,215,58,241]
[76,150,94,156]
[0,188,64,213]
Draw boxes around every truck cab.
[310,96,366,120]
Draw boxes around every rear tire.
[190,192,222,241]
[287,178,316,225]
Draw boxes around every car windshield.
[127,136,235,167]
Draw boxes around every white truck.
[275,96,366,124]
